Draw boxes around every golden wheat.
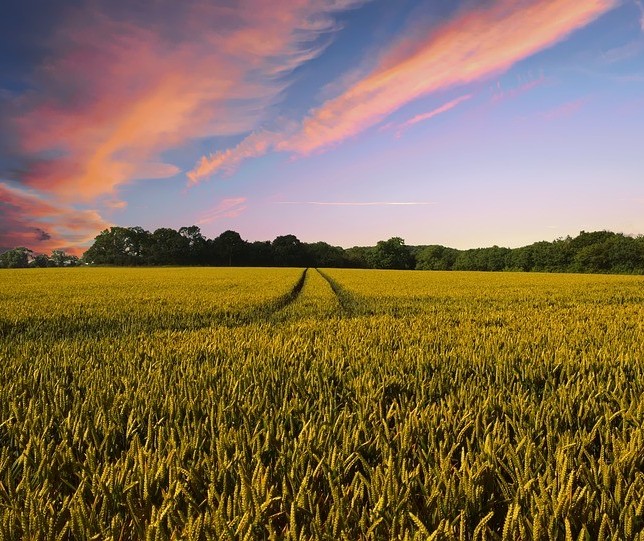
[1,267,643,539]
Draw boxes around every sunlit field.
[1,268,643,539]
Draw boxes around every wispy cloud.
[189,0,618,182]
[637,0,644,31]
[196,197,248,225]
[1,0,369,249]
[0,182,109,255]
[9,1,366,200]
[282,0,616,155]
[103,199,128,211]
[390,94,473,137]
[188,130,281,185]
[537,97,589,121]
[276,201,435,206]
[491,73,547,102]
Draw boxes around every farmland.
[1,268,644,539]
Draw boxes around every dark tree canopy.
[3,228,644,275]
[211,230,247,266]
[272,235,309,267]
[369,237,415,270]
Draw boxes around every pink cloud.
[8,1,369,201]
[103,199,128,211]
[196,197,248,225]
[189,0,617,180]
[391,94,473,137]
[282,0,617,155]
[1,0,369,249]
[537,97,589,121]
[0,183,110,255]
[491,74,548,103]
[188,130,280,184]
[276,201,435,206]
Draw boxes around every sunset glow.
[1,0,643,253]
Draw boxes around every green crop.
[1,267,643,539]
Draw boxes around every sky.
[1,0,643,255]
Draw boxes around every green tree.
[272,235,309,267]
[83,227,151,265]
[507,246,534,271]
[211,230,247,266]
[344,246,371,268]
[605,234,643,273]
[30,253,51,268]
[50,250,79,267]
[415,245,458,270]
[0,247,33,268]
[370,237,415,270]
[179,226,208,263]
[150,228,189,265]
[305,242,347,268]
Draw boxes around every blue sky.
[1,0,643,253]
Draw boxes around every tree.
[211,230,247,266]
[574,244,610,273]
[344,246,371,268]
[370,237,415,270]
[481,246,512,271]
[507,246,534,272]
[305,242,347,268]
[82,227,151,265]
[150,228,189,265]
[527,241,557,272]
[50,250,79,267]
[179,226,208,263]
[30,253,51,268]
[247,241,274,267]
[415,245,458,270]
[606,235,644,273]
[272,235,309,267]
[453,250,476,271]
[0,247,33,268]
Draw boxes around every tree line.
[0,248,80,269]
[2,227,644,274]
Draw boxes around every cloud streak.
[283,0,617,154]
[536,97,589,121]
[276,201,435,206]
[189,0,617,181]
[491,74,547,103]
[637,0,644,31]
[391,94,473,137]
[196,197,248,225]
[188,130,281,185]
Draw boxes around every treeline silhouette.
[2,227,644,274]
[82,227,644,274]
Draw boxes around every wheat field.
[1,267,643,540]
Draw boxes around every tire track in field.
[262,268,308,317]
[315,269,360,317]
[235,267,310,325]
[1,269,310,340]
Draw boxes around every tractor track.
[0,268,311,340]
[314,268,358,317]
